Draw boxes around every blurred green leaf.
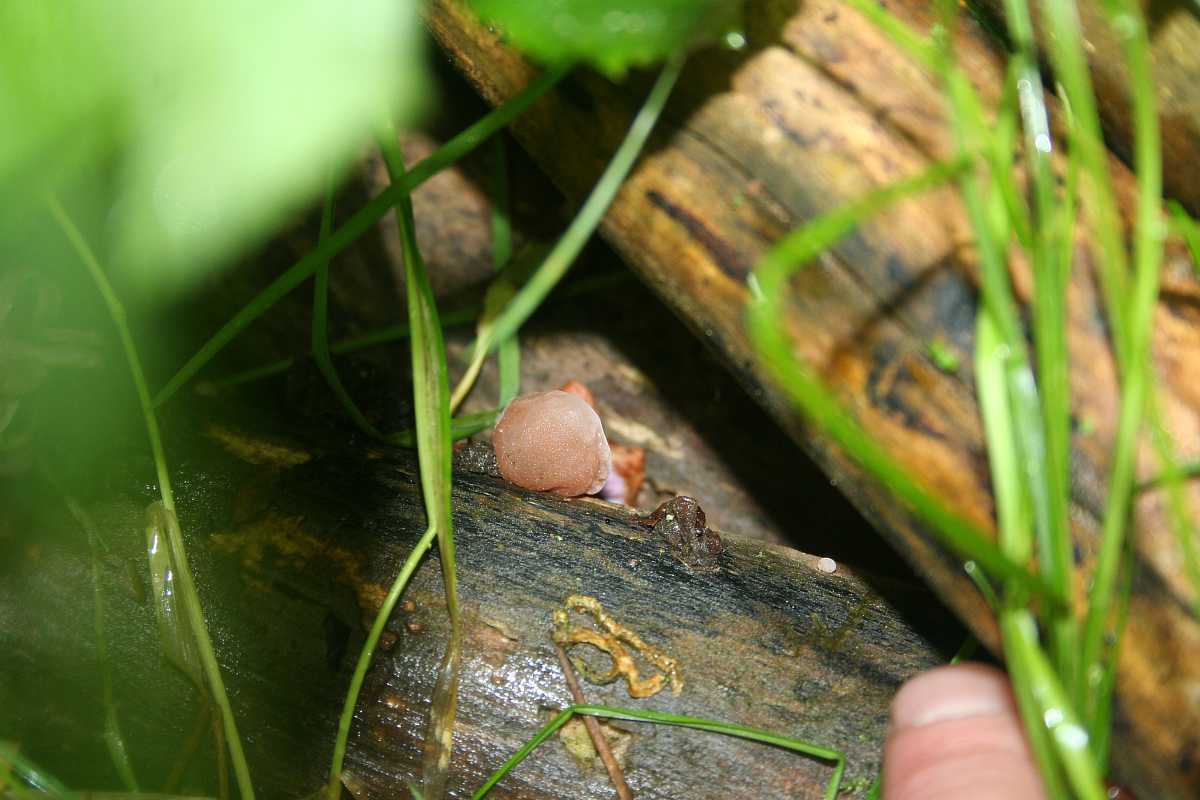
[467,0,740,75]
[2,0,424,294]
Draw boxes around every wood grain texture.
[425,1,1200,795]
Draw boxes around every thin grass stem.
[0,744,76,799]
[1000,0,1079,685]
[152,65,569,408]
[1000,609,1074,798]
[205,273,629,393]
[311,177,384,438]
[1000,611,1105,799]
[1091,528,1136,775]
[1038,0,1130,364]
[1169,201,1200,274]
[747,159,1058,600]
[379,135,461,800]
[491,137,520,408]
[57,479,140,792]
[473,52,686,358]
[978,307,1072,797]
[200,308,479,391]
[49,197,255,800]
[325,525,437,799]
[1145,392,1200,619]
[1078,0,1164,744]
[842,0,936,68]
[472,705,844,800]
[1137,459,1200,491]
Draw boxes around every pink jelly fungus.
[492,390,612,496]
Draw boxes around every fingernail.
[891,663,1015,730]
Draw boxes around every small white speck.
[1055,723,1089,751]
[724,31,747,50]
[817,557,837,574]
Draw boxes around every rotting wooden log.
[0,426,956,799]
[424,1,1200,795]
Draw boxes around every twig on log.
[554,642,634,800]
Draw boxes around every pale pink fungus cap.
[492,390,612,496]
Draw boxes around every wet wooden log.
[424,1,1200,796]
[1,425,956,799]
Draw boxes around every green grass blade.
[448,274,515,414]
[1000,611,1105,799]
[1145,395,1200,619]
[205,272,626,393]
[1137,459,1200,491]
[1000,0,1078,680]
[448,244,549,415]
[979,301,1075,796]
[474,51,686,358]
[152,64,569,409]
[1091,527,1135,776]
[472,705,844,800]
[0,743,77,799]
[491,137,521,408]
[1078,0,1165,749]
[311,177,384,438]
[963,559,1002,611]
[327,130,471,799]
[48,477,140,792]
[1038,0,1130,364]
[842,0,937,68]
[975,308,1033,566]
[50,197,254,800]
[202,308,480,392]
[388,409,500,448]
[1169,200,1200,276]
[746,159,1056,600]
[989,60,1034,251]
[935,2,1082,696]
[326,523,438,800]
[949,634,979,665]
[144,503,204,687]
[1000,609,1074,799]
[379,136,461,800]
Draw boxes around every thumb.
[883,663,1046,800]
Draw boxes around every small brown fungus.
[492,390,611,496]
[557,379,597,409]
[603,442,646,506]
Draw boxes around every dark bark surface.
[1,425,955,799]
